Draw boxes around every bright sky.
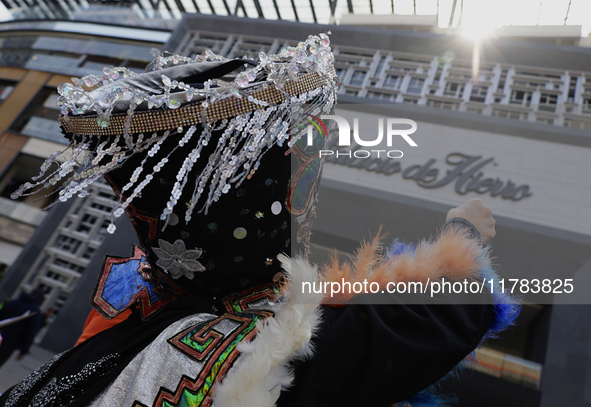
[0,0,589,37]
[350,0,591,37]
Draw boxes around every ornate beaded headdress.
[11,33,337,310]
[12,32,336,234]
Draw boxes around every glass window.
[374,57,386,76]
[539,93,558,112]
[383,74,401,90]
[349,70,366,87]
[42,93,60,110]
[53,235,82,254]
[470,85,488,102]
[45,271,68,284]
[444,82,464,98]
[53,258,85,274]
[407,78,425,94]
[0,80,15,105]
[98,191,118,202]
[82,246,97,260]
[510,90,532,106]
[76,214,98,235]
[90,200,113,213]
[10,87,60,133]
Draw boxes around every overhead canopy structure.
[0,0,451,25]
[0,0,584,35]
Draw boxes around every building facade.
[164,14,591,407]
[0,18,168,323]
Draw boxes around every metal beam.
[48,0,68,19]
[290,0,299,21]
[448,0,457,27]
[369,0,373,14]
[172,0,185,13]
[346,0,352,13]
[205,0,217,14]
[161,0,173,12]
[41,0,62,20]
[30,0,49,19]
[271,0,282,19]
[234,0,248,17]
[190,0,200,13]
[134,1,150,18]
[329,0,337,16]
[309,0,317,23]
[68,0,82,9]
[564,0,572,25]
[148,0,159,11]
[252,0,264,18]
[35,0,56,18]
[220,0,231,14]
[391,0,394,13]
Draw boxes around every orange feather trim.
[320,226,487,305]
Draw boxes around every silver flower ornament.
[152,239,206,279]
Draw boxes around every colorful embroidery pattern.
[222,284,281,314]
[146,284,280,407]
[93,245,186,320]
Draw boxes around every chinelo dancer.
[3,33,518,407]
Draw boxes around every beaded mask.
[12,33,337,305]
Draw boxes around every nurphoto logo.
[306,115,418,159]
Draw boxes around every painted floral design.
[152,239,206,279]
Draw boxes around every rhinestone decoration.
[29,354,119,407]
[233,227,247,240]
[5,352,66,407]
[5,352,118,407]
[10,32,337,238]
[255,211,264,219]
[265,258,273,266]
[152,239,206,279]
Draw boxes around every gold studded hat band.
[59,70,334,137]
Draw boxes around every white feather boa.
[212,254,324,407]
